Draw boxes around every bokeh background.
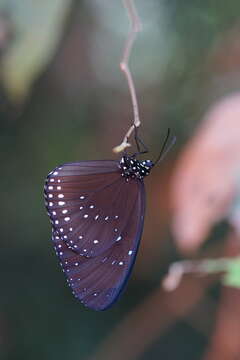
[1,1,240,359]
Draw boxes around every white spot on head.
[62,209,68,214]
[95,215,99,220]
[48,194,53,198]
[58,201,65,206]
[57,186,61,190]
[80,196,85,200]
[115,215,119,219]
[52,211,56,215]
[116,236,122,242]
[69,227,73,231]
[60,228,63,232]
[84,214,88,218]
[83,249,87,252]
[75,262,79,266]
[93,240,99,244]
[119,261,124,266]
[63,235,67,239]
[48,186,53,190]
[59,252,63,256]
[53,171,58,175]
[104,216,109,221]
[89,205,94,209]
[50,179,54,182]
[114,228,118,232]
[57,179,61,183]
[93,293,98,296]
[49,202,53,207]
[79,206,83,210]
[58,194,64,198]
[79,235,83,239]
[128,250,133,255]
[74,245,78,248]
[55,220,59,225]
[64,217,70,222]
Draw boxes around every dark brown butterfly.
[44,129,173,310]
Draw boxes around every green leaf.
[223,258,240,288]
[1,0,72,101]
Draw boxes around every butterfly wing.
[45,161,145,310]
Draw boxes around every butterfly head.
[119,156,154,180]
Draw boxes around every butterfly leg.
[134,125,149,155]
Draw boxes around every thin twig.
[163,258,232,292]
[113,0,142,153]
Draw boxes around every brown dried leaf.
[171,93,240,252]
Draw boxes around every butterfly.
[44,129,173,310]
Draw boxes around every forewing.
[45,161,139,257]
[52,180,145,310]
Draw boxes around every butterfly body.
[44,156,153,310]
[119,155,154,180]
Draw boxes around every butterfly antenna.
[154,128,176,165]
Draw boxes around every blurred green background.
[1,1,240,359]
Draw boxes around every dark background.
[1,1,240,359]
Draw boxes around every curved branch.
[113,0,142,153]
